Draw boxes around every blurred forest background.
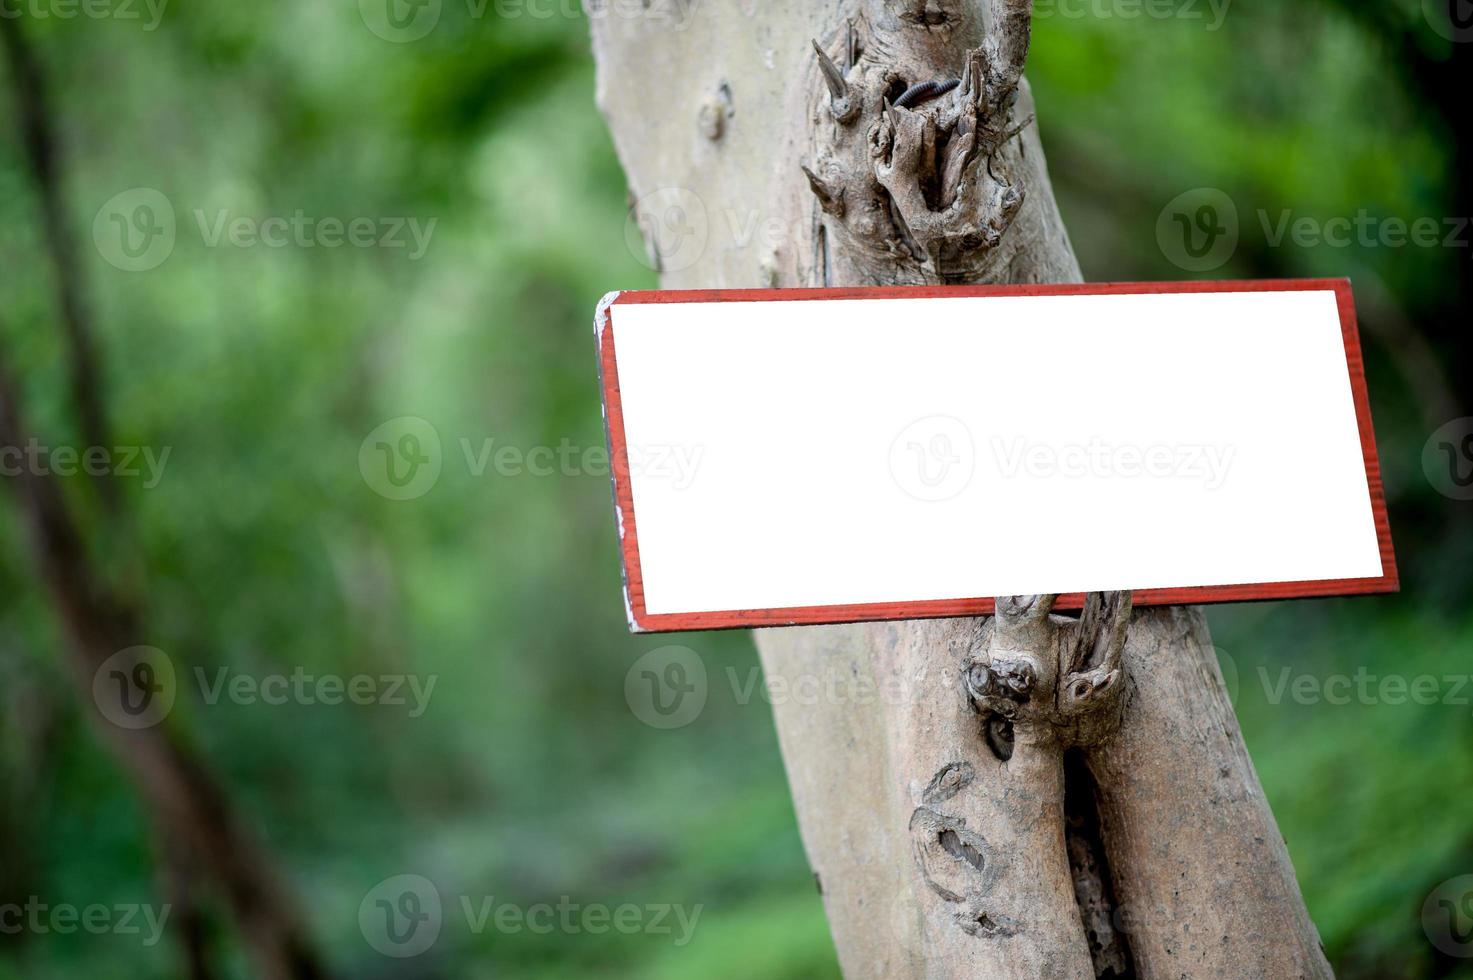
[1,0,1470,977]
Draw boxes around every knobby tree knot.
[965,591,1134,759]
[802,3,1035,283]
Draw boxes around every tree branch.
[0,340,329,980]
[1,13,114,504]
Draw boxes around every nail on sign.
[594,280,1396,633]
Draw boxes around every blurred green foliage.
[1,1,1469,977]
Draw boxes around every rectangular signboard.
[595,280,1396,633]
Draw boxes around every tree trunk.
[590,2,1331,976]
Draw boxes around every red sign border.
[595,279,1398,633]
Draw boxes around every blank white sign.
[596,282,1394,632]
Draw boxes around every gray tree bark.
[591,2,1332,976]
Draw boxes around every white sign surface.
[596,281,1394,632]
